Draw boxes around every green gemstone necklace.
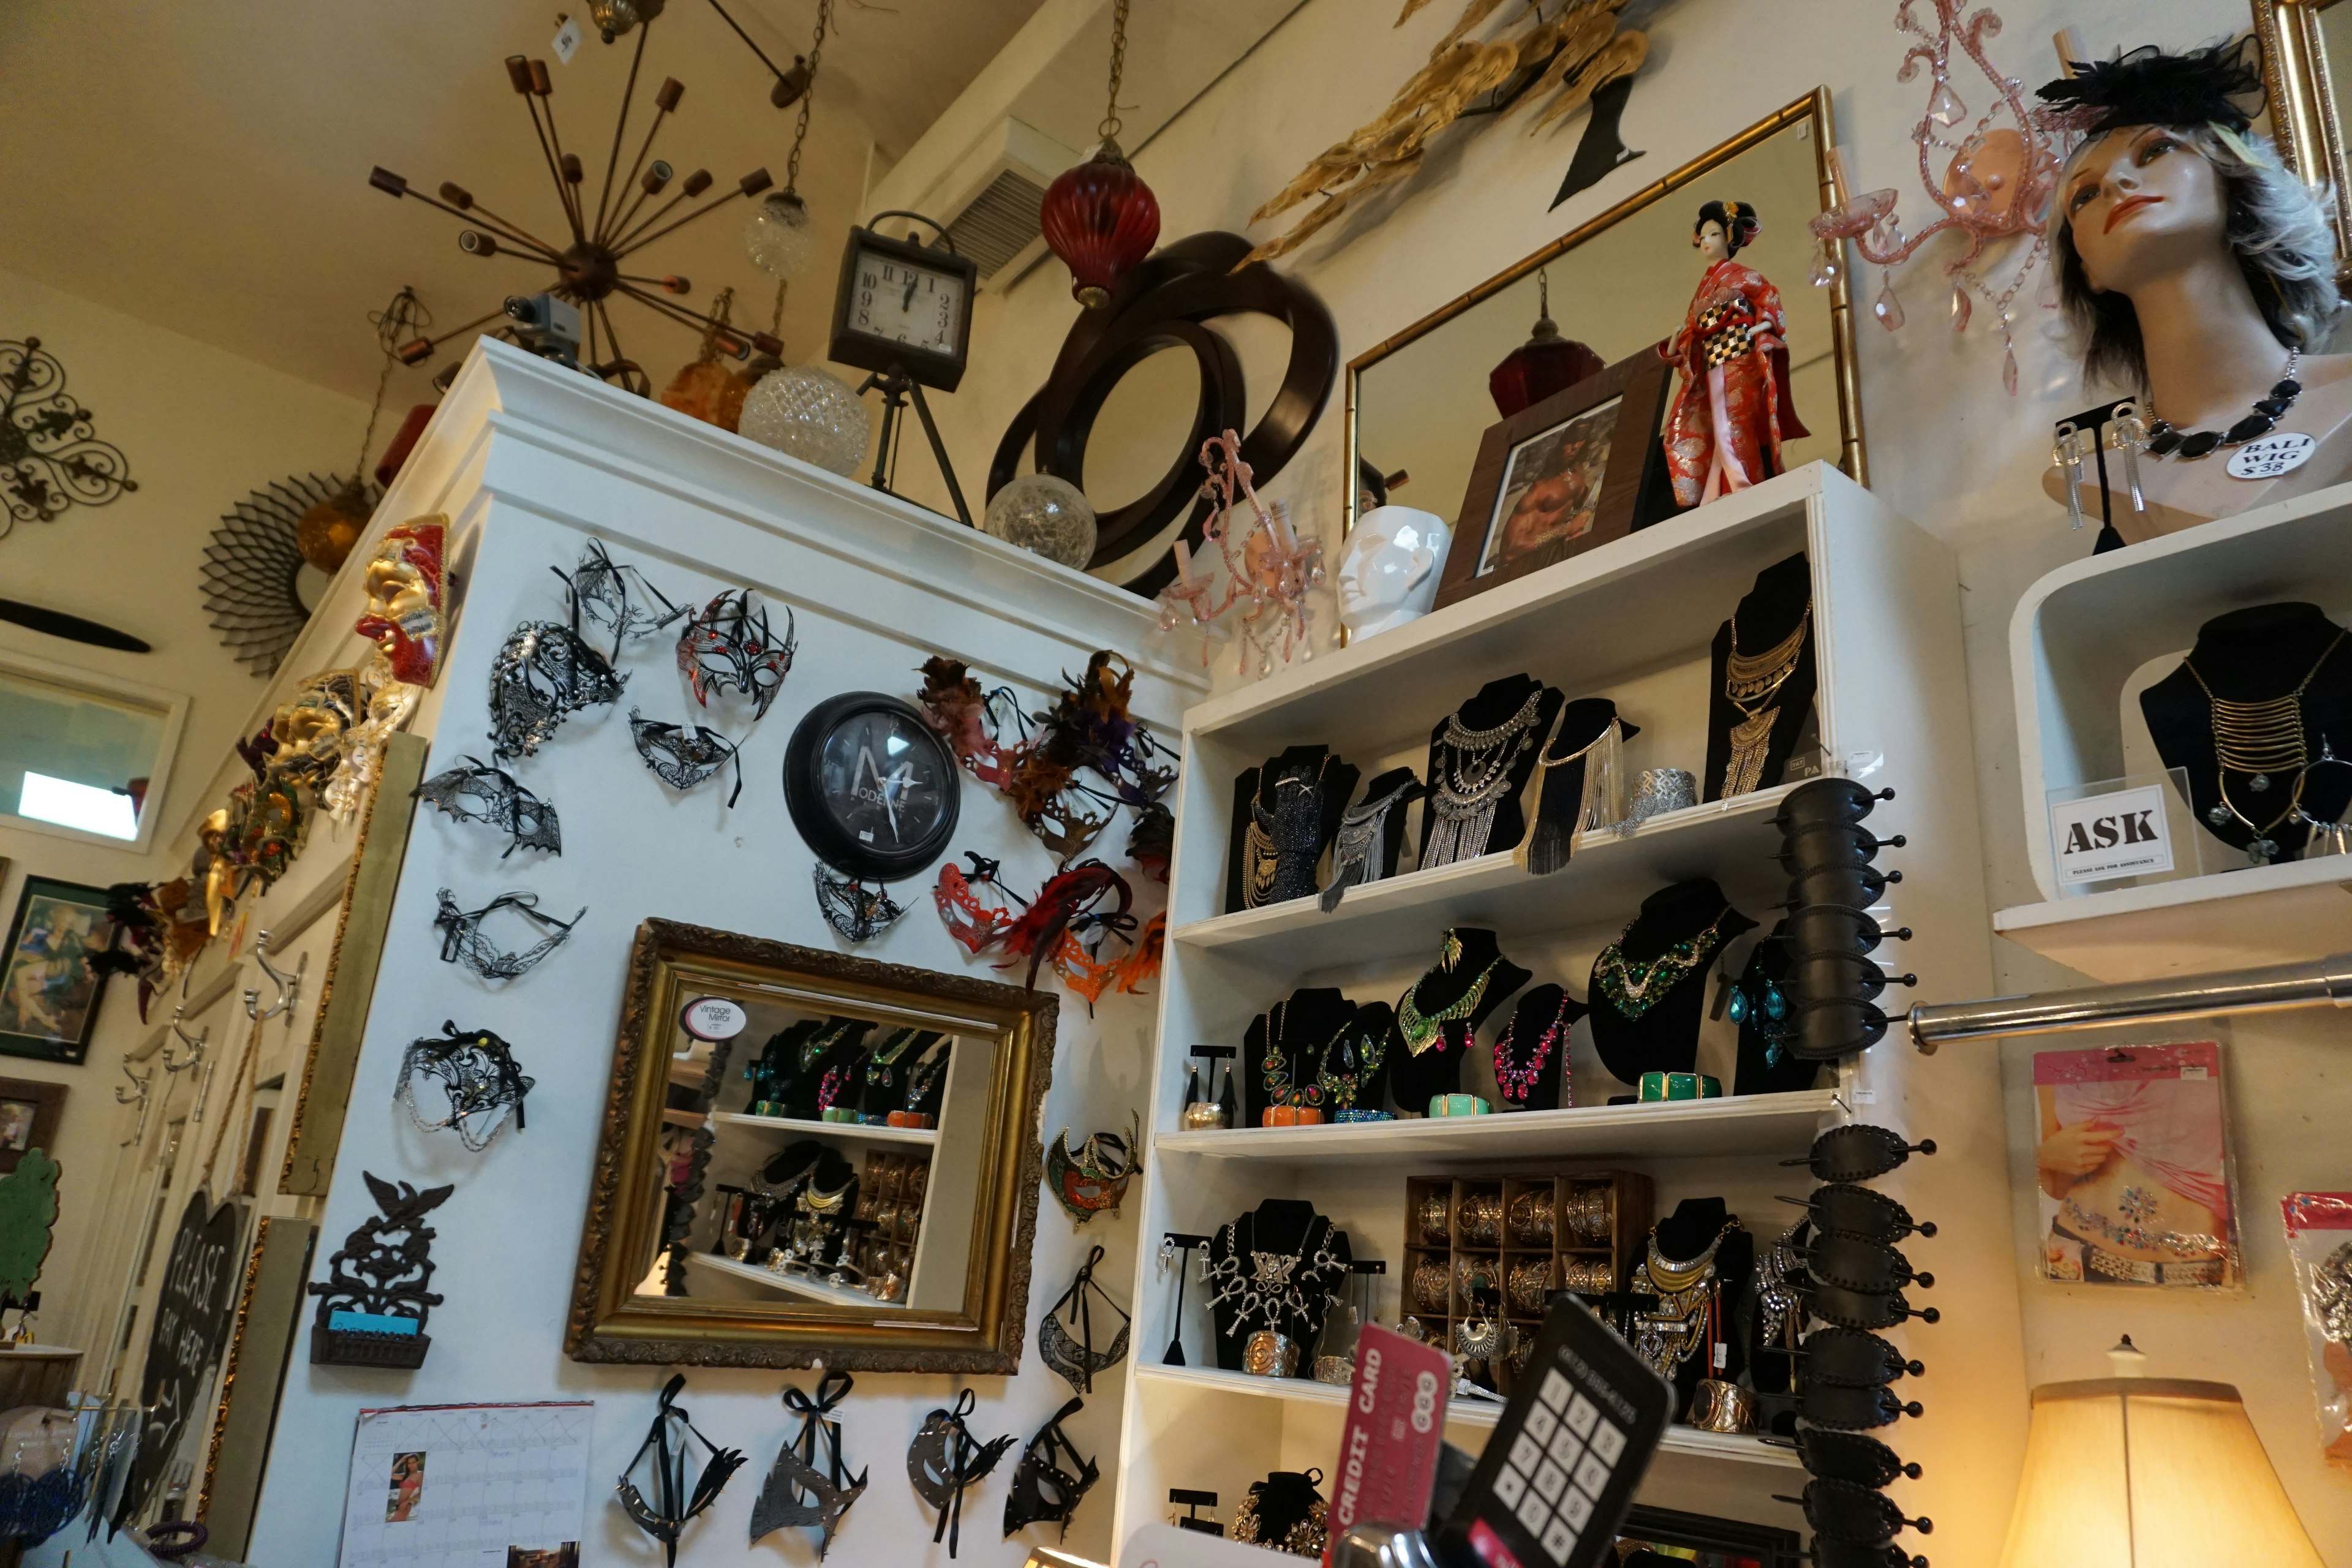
[1593,909,1730,1019]
[1397,935,1502,1055]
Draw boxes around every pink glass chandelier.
[1156,431,1324,676]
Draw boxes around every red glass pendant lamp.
[1041,0,1159,308]
[1488,268,1605,417]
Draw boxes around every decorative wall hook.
[307,1171,453,1369]
[115,1056,154,1148]
[243,930,304,1022]
[161,1003,213,1125]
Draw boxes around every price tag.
[552,15,584,62]
[2226,431,2315,480]
[679,996,748,1042]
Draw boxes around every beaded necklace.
[1492,993,1571,1104]
[1316,1018,1388,1112]
[1397,943,1503,1055]
[903,1045,949,1112]
[1262,1000,1346,1110]
[798,1019,859,1072]
[1593,910,1729,1019]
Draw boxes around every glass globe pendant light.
[741,0,831,283]
[739,363,869,476]
[1039,0,1159,308]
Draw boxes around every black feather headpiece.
[2037,37,2266,138]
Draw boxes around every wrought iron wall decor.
[0,336,137,537]
[987,232,1337,595]
[200,473,380,676]
[370,25,784,386]
[306,1172,454,1370]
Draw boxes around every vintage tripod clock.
[828,213,979,524]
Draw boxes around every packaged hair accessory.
[2282,1192,2352,1466]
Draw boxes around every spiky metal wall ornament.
[370,22,783,384]
[0,336,136,536]
[1243,0,1648,264]
[200,473,379,676]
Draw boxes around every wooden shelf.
[1995,855,2352,983]
[707,1110,940,1147]
[1155,1091,1839,1167]
[1172,785,1796,974]
[1130,1363,1801,1468]
[687,1250,883,1307]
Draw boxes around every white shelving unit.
[685,1250,882,1307]
[1109,464,2026,1559]
[706,1109,941,1147]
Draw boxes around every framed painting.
[0,875,113,1063]
[0,1079,66,1174]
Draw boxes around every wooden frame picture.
[1435,349,1673,610]
[0,875,114,1064]
[0,1079,65,1172]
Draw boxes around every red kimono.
[1661,259,1809,508]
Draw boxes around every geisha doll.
[1660,200,1809,507]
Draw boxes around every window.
[0,654,186,850]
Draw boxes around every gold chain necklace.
[2185,627,2346,857]
[1722,605,1811,796]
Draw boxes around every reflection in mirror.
[1350,92,1860,540]
[0,659,178,842]
[569,920,1056,1374]
[2257,0,2352,307]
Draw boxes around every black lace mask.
[488,615,626,761]
[813,865,906,944]
[1040,1243,1131,1395]
[413,755,561,858]
[628,709,744,805]
[433,888,584,979]
[616,1374,746,1567]
[907,1390,1014,1559]
[1003,1396,1098,1541]
[395,1021,533,1150]
[750,1371,867,1560]
[678,589,796,720]
[556,538,685,660]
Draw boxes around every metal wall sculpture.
[201,473,380,676]
[0,336,137,536]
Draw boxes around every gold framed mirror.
[565,919,1058,1373]
[1346,88,1863,541]
[2254,0,2352,272]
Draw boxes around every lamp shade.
[1997,1378,2322,1567]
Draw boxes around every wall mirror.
[567,919,1057,1373]
[2254,0,2352,275]
[0,650,186,850]
[1348,89,1862,540]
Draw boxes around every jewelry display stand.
[1202,1198,1352,1374]
[1392,929,1529,1110]
[1588,880,1757,1090]
[1241,987,1358,1126]
[1705,554,1817,801]
[1225,745,1360,913]
[1635,1197,1755,1419]
[1321,767,1424,910]
[1419,676,1562,868]
[1488,984,1581,1111]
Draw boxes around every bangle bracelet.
[1428,1093,1491,1117]
[1637,1072,1722,1102]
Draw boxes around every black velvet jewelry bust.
[1526,699,1640,875]
[1644,1197,1754,1415]
[1207,1198,1352,1372]
[1588,881,1755,1088]
[2140,603,2352,863]
[1730,924,1822,1098]
[1420,676,1564,867]
[1321,1001,1400,1117]
[1226,745,1362,913]
[1243,987,1357,1126]
[858,1028,947,1120]
[1489,984,1585,1112]
[1705,553,1817,802]
[1321,767,1425,910]
[1393,928,1529,1109]
[778,1019,878,1120]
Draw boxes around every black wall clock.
[784,693,961,881]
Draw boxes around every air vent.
[948,169,1047,281]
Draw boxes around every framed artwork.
[0,875,113,1064]
[0,1080,66,1174]
[1436,348,1674,610]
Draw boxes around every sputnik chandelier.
[369,20,782,385]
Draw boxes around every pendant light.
[1487,269,1605,418]
[742,0,832,282]
[1039,0,1160,309]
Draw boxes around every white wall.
[904,0,2352,1558]
[0,268,365,1363]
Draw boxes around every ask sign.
[2052,783,2174,886]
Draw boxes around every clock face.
[848,247,966,358]
[784,693,961,881]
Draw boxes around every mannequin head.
[1337,505,1452,639]
[1693,199,1760,263]
[2040,40,2340,390]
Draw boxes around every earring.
[2053,423,2087,532]
[2111,401,2148,515]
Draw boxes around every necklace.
[2185,627,2346,861]
[1244,757,1332,907]
[2144,348,2302,460]
[903,1046,949,1112]
[1491,993,1570,1105]
[1632,1220,1738,1378]
[798,1019,858,1072]
[1397,942,1504,1055]
[1722,605,1811,797]
[1321,778,1419,911]
[863,1028,921,1088]
[1425,690,1544,867]
[1204,1215,1348,1336]
[1316,1017,1388,1112]
[1594,910,1729,1019]
[1262,1000,1348,1110]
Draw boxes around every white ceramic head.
[1337,505,1452,641]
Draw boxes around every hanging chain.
[356,285,429,483]
[1099,0,1131,146]
[785,0,835,197]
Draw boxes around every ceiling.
[0,0,1057,408]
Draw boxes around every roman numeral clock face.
[851,251,965,357]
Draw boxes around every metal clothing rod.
[1908,951,2352,1050]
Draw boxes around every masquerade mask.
[1786,1427,1921,1489]
[488,614,625,761]
[1040,1244,1131,1395]
[1787,1125,1936,1184]
[628,709,744,805]
[1785,1182,1938,1245]
[750,1371,866,1559]
[812,865,907,944]
[268,668,366,787]
[933,853,1023,954]
[1003,1397,1098,1541]
[323,650,423,821]
[556,538,684,660]
[1046,1113,1140,1225]
[432,888,584,980]
[997,861,1131,992]
[916,658,1019,788]
[617,1374,747,1567]
[1801,1327,1924,1389]
[1796,1380,1923,1432]
[908,1390,1015,1559]
[677,589,795,719]
[395,1021,532,1150]
[413,755,561,858]
[353,516,446,686]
